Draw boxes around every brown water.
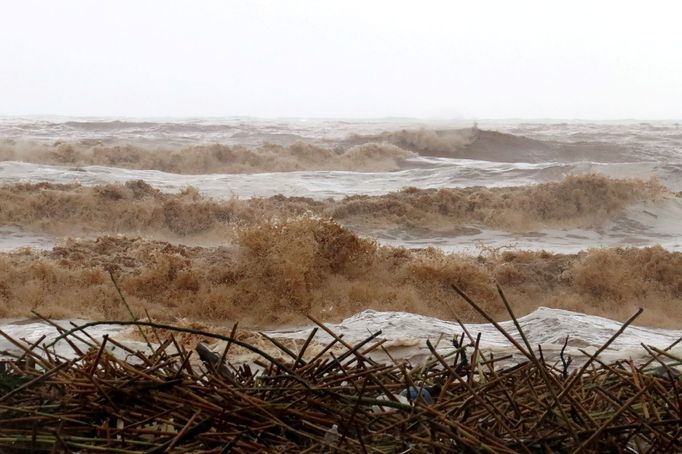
[0,219,680,329]
[0,175,668,236]
[1,118,681,333]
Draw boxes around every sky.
[1,0,681,119]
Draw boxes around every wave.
[0,180,239,237]
[62,120,164,131]
[0,218,680,328]
[348,126,642,163]
[329,174,667,232]
[0,125,650,174]
[0,141,415,174]
[271,307,682,355]
[37,119,243,135]
[0,175,667,237]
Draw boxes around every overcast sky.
[1,1,681,119]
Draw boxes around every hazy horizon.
[2,1,681,119]
[2,115,681,122]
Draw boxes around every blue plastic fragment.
[399,386,433,404]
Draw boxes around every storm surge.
[1,119,680,336]
[0,125,649,175]
[0,141,415,173]
[0,175,667,237]
[0,218,679,328]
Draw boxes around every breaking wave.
[348,126,641,162]
[0,141,415,174]
[0,175,667,237]
[0,218,680,328]
[0,180,236,237]
[0,125,649,175]
[329,174,667,232]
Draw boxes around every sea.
[1,117,681,363]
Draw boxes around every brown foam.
[328,174,667,232]
[0,141,414,173]
[0,126,640,174]
[0,219,679,328]
[0,175,668,237]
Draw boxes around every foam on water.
[372,198,682,254]
[269,307,682,365]
[0,226,55,252]
[1,118,680,345]
[1,159,554,199]
[0,319,150,360]
[2,308,680,366]
[270,307,682,349]
[2,158,681,199]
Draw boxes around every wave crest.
[332,174,667,231]
[0,141,414,174]
[0,219,679,328]
[348,127,636,162]
[0,175,667,237]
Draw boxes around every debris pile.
[0,287,680,453]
